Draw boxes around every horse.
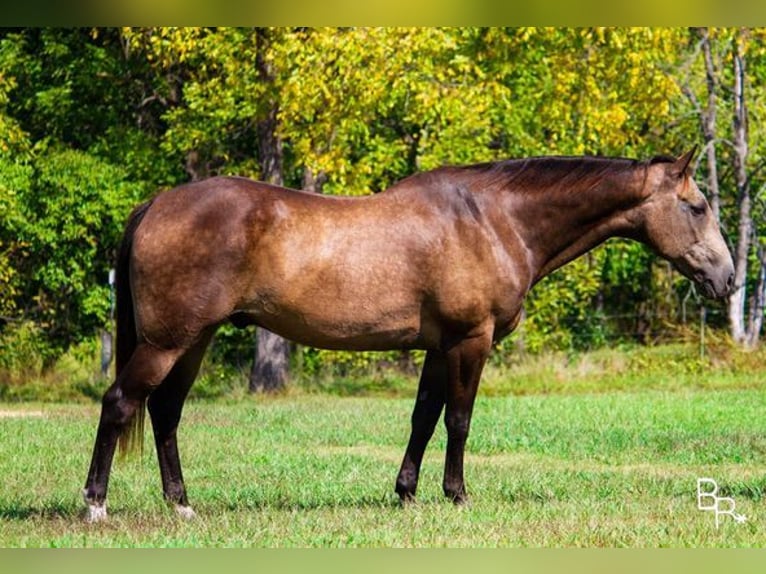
[82,149,734,521]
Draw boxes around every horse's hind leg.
[83,344,183,522]
[395,350,448,502]
[147,332,213,519]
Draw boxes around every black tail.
[115,200,154,457]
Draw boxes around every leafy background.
[0,28,764,395]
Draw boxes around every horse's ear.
[670,146,697,178]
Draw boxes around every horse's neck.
[505,175,646,285]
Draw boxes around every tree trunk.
[250,28,291,393]
[699,28,722,221]
[302,165,327,194]
[252,327,291,393]
[746,246,765,346]
[728,31,753,346]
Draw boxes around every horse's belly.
[260,311,426,351]
[241,292,429,351]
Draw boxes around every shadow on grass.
[0,502,78,521]
[216,492,406,513]
[717,478,766,501]
[0,495,407,521]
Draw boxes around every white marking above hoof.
[174,504,196,520]
[82,489,108,523]
[86,503,108,523]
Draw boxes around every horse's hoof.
[82,489,108,523]
[86,502,108,523]
[452,494,471,507]
[445,490,470,506]
[174,504,196,520]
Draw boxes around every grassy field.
[1,375,765,547]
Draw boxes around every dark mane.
[455,155,651,192]
[648,154,677,164]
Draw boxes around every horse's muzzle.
[695,266,734,300]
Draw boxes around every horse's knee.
[444,411,470,438]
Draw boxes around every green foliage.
[297,347,424,378]
[0,321,54,387]
[2,148,144,347]
[0,325,108,402]
[4,336,764,403]
[191,362,248,400]
[484,339,761,397]
[0,159,33,319]
[515,255,606,353]
[0,27,763,387]
[0,28,160,354]
[291,347,424,397]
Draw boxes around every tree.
[476,28,695,348]
[728,30,765,346]
[0,29,150,348]
[4,27,761,388]
[679,27,766,347]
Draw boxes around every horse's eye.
[685,202,706,217]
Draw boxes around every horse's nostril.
[726,272,734,291]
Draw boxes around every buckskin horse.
[83,149,734,521]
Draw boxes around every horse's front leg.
[442,329,492,504]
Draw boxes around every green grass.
[1,383,765,547]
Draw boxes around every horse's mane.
[389,154,677,198]
[441,154,676,194]
[467,155,660,191]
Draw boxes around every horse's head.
[638,149,734,299]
